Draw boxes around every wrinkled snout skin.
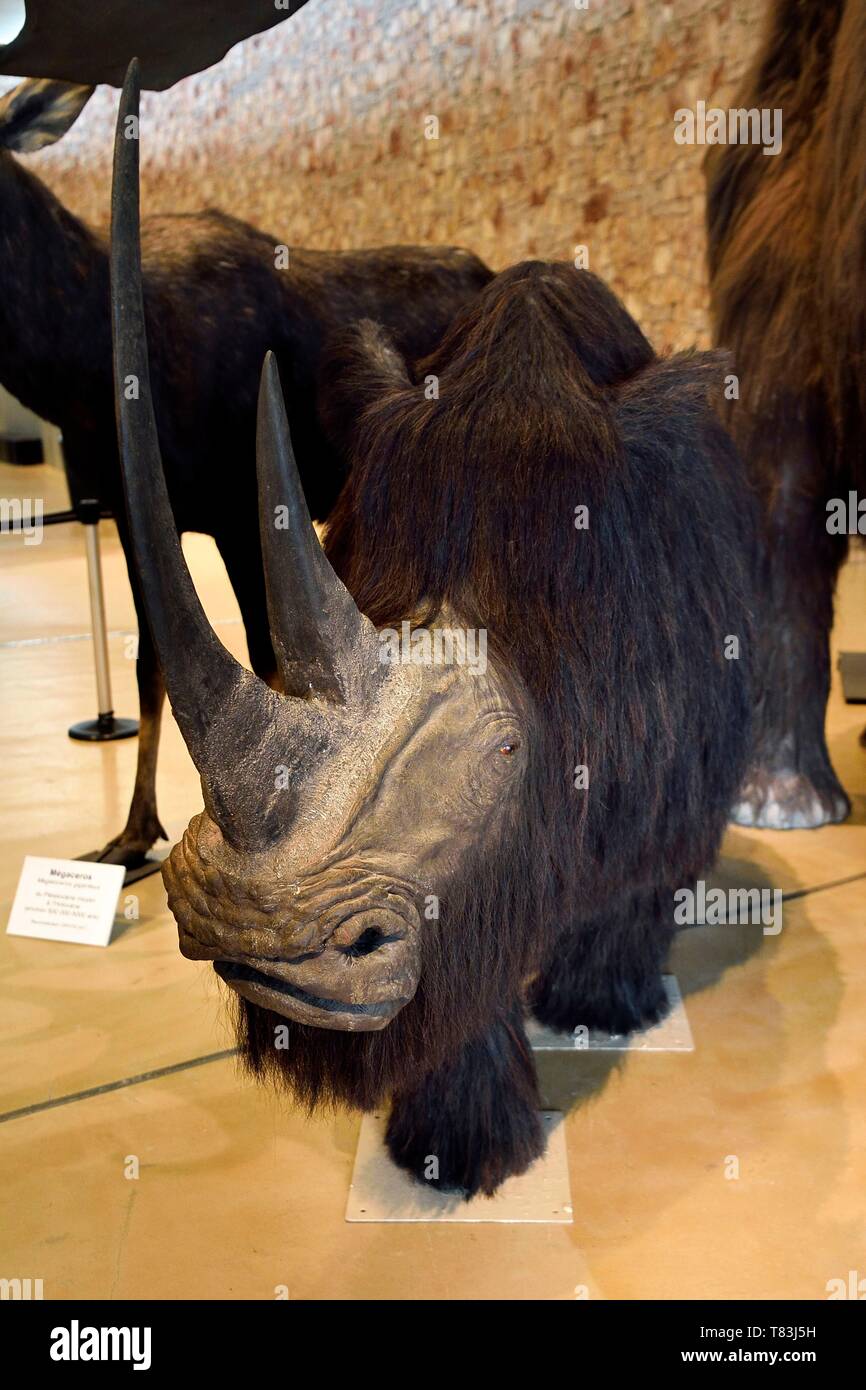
[165,814,422,1031]
[162,657,523,1031]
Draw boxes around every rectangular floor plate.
[526,974,694,1053]
[839,650,866,704]
[345,1111,572,1223]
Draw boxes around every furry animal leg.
[385,1007,544,1198]
[529,889,674,1037]
[731,478,850,831]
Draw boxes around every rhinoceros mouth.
[214,959,408,1032]
[165,822,423,1031]
[209,897,422,1032]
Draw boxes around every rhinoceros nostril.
[330,907,410,957]
[342,926,387,958]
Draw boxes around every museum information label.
[6,856,124,947]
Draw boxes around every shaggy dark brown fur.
[236,262,761,1194]
[0,81,491,865]
[706,0,866,827]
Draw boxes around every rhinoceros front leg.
[385,1006,545,1199]
[529,889,674,1038]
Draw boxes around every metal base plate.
[526,974,694,1052]
[76,847,169,887]
[346,1112,572,1224]
[839,651,866,704]
[68,716,139,742]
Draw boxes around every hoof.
[92,818,168,870]
[731,769,850,830]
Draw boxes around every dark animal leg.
[529,889,674,1037]
[96,602,168,867]
[386,1007,545,1198]
[731,448,850,830]
[62,438,166,867]
[214,530,279,689]
[98,520,277,868]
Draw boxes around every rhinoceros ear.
[317,318,411,460]
[0,78,95,152]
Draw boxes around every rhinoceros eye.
[498,739,519,756]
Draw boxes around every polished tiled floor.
[1,460,864,1300]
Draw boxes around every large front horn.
[110,59,276,841]
[256,352,379,702]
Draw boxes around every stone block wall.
[13,0,766,350]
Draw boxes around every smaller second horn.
[255,351,377,702]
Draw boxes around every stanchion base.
[76,848,167,886]
[68,715,139,742]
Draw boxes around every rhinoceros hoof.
[730,768,850,830]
